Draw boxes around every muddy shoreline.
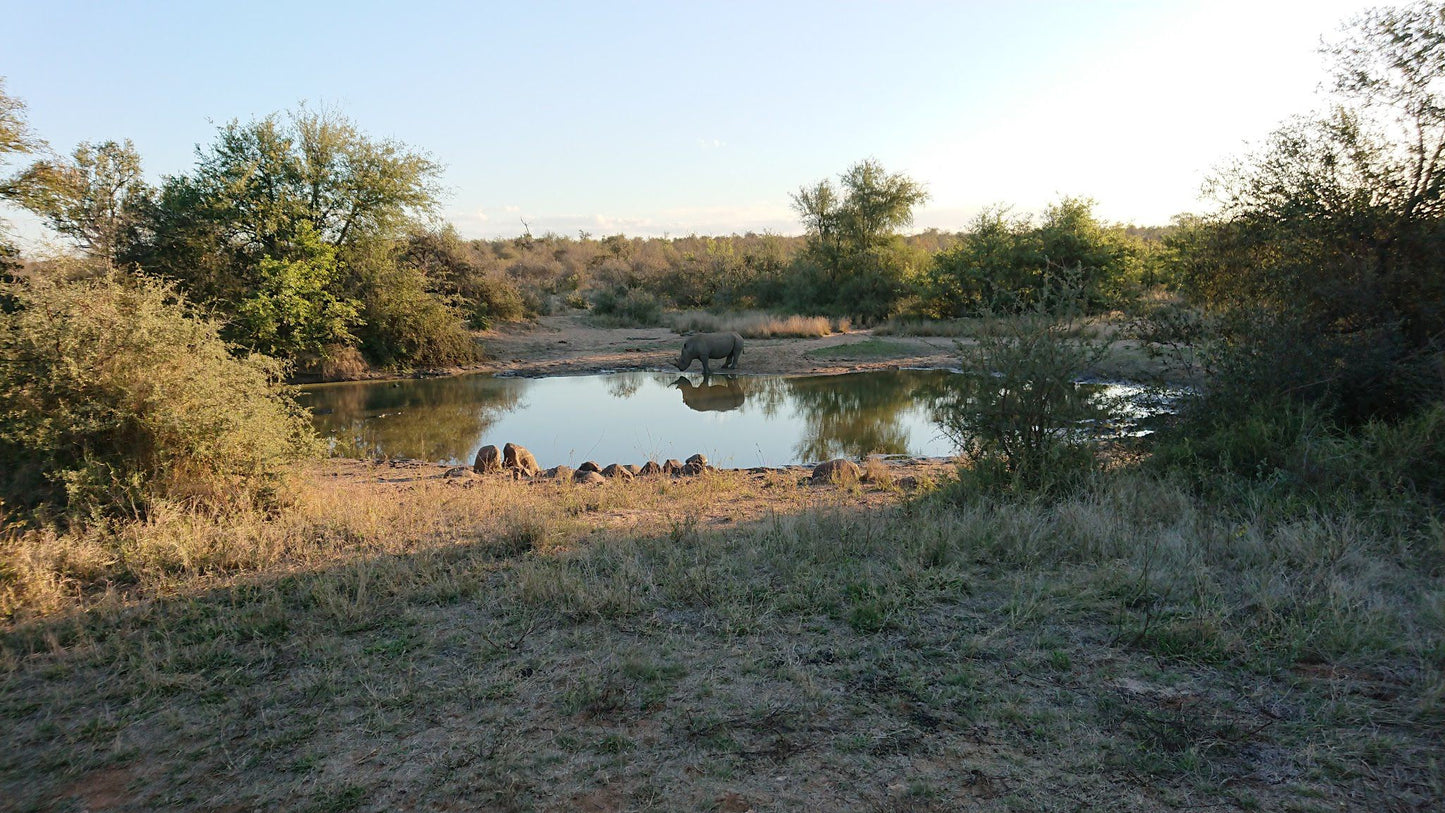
[294,312,1171,385]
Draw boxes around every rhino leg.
[723,340,741,369]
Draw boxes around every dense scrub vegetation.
[0,273,315,518]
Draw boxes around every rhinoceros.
[673,332,743,376]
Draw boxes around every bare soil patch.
[467,313,1168,381]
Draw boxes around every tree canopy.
[10,139,147,266]
[1177,0,1445,422]
[791,159,929,320]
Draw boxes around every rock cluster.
[466,446,916,489]
[472,443,716,485]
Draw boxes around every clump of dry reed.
[667,310,850,338]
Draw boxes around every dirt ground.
[467,314,951,377]
[462,313,1167,381]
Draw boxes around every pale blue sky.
[2,0,1387,242]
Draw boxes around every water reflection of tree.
[744,376,791,418]
[605,372,650,399]
[302,376,528,463]
[784,371,926,461]
[918,374,1114,451]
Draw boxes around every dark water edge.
[297,370,1176,469]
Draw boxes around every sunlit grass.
[666,310,850,338]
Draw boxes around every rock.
[623,464,641,476]
[543,465,575,480]
[681,461,707,476]
[503,443,539,477]
[577,461,602,473]
[811,458,861,484]
[573,470,607,485]
[473,444,502,473]
[444,466,474,478]
[662,459,683,475]
[601,463,633,480]
[897,476,919,490]
[639,461,663,477]
[685,453,709,468]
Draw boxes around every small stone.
[577,461,602,473]
[502,443,539,477]
[810,458,861,485]
[685,453,709,468]
[473,444,502,473]
[573,470,607,485]
[639,461,663,477]
[662,459,683,475]
[544,465,575,480]
[601,463,633,480]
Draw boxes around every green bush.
[464,273,527,328]
[590,286,662,327]
[352,246,479,367]
[234,227,360,358]
[0,273,317,518]
[937,275,1112,496]
[1153,400,1445,519]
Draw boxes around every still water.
[298,370,1165,469]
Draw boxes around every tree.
[126,106,463,367]
[11,140,148,267]
[927,199,1138,317]
[1036,197,1139,308]
[0,78,43,193]
[791,159,928,319]
[1177,1,1445,422]
[234,224,360,359]
[0,78,44,273]
[1328,1,1445,220]
[147,106,439,257]
[928,207,1039,316]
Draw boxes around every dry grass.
[667,310,850,338]
[2,460,1441,811]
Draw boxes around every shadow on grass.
[3,475,1441,812]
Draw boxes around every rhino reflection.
[672,375,746,412]
[302,376,528,462]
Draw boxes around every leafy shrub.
[1153,399,1445,519]
[0,273,317,518]
[352,246,479,367]
[937,274,1113,496]
[234,227,360,359]
[464,273,528,328]
[590,286,662,327]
